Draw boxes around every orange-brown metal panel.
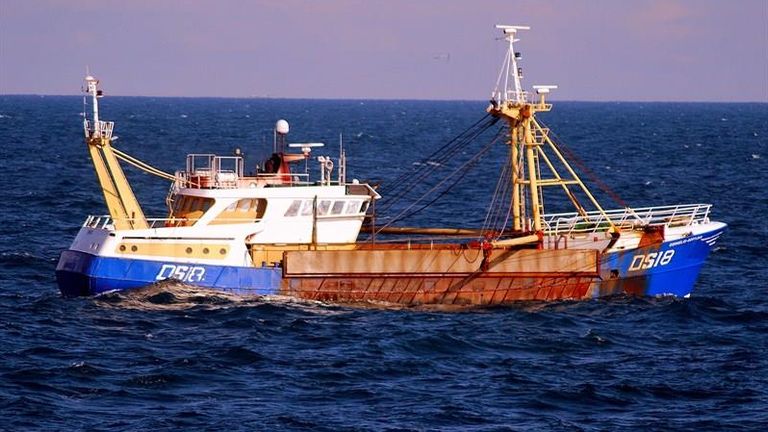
[280,275,597,306]
[283,248,598,277]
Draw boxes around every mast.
[487,25,619,235]
[489,25,534,231]
[83,75,148,230]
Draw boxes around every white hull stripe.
[701,232,722,246]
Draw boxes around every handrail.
[82,215,267,230]
[84,120,114,139]
[83,215,114,229]
[253,173,310,180]
[183,154,245,189]
[84,203,711,235]
[541,203,712,236]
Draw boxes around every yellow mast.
[487,25,619,235]
[83,76,148,230]
[509,120,522,231]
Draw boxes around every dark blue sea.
[1,95,767,431]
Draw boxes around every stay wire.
[379,113,493,193]
[481,157,510,234]
[394,133,501,223]
[538,119,628,208]
[379,116,496,205]
[488,179,512,237]
[374,128,505,235]
[379,117,499,213]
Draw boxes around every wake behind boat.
[56,25,725,304]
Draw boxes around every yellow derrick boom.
[83,75,148,230]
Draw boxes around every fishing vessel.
[56,25,726,304]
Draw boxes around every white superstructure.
[69,81,379,271]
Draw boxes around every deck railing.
[82,215,114,230]
[83,204,712,235]
[83,215,175,230]
[176,154,319,190]
[249,173,313,186]
[84,119,115,139]
[541,203,712,236]
[179,154,245,189]
[82,215,277,230]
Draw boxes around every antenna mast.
[487,25,618,236]
[82,75,148,230]
[489,25,533,232]
[492,25,529,105]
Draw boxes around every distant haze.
[1,0,766,102]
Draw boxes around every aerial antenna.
[82,66,91,124]
[338,133,346,184]
[274,119,289,153]
[84,73,102,137]
[491,25,530,105]
[288,142,324,174]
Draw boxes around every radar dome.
[275,119,290,135]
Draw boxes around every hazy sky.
[1,0,766,101]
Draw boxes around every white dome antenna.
[273,119,290,153]
[275,119,290,135]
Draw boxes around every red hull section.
[281,247,600,305]
[282,275,597,305]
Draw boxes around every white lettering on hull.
[155,264,206,282]
[628,249,675,272]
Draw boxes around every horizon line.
[1,93,766,104]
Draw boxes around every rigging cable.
[538,120,628,208]
[379,116,500,213]
[394,133,502,223]
[379,116,497,206]
[374,128,505,236]
[379,113,493,193]
[111,147,195,186]
[481,156,511,236]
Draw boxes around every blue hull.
[599,226,725,298]
[56,226,725,300]
[56,250,281,297]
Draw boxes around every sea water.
[0,96,767,430]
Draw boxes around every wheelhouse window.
[300,200,314,216]
[345,200,361,214]
[169,196,216,226]
[317,200,331,215]
[238,199,252,212]
[331,200,345,215]
[279,198,365,217]
[284,200,302,217]
[211,198,267,225]
[201,199,213,212]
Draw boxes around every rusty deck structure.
[282,246,600,305]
